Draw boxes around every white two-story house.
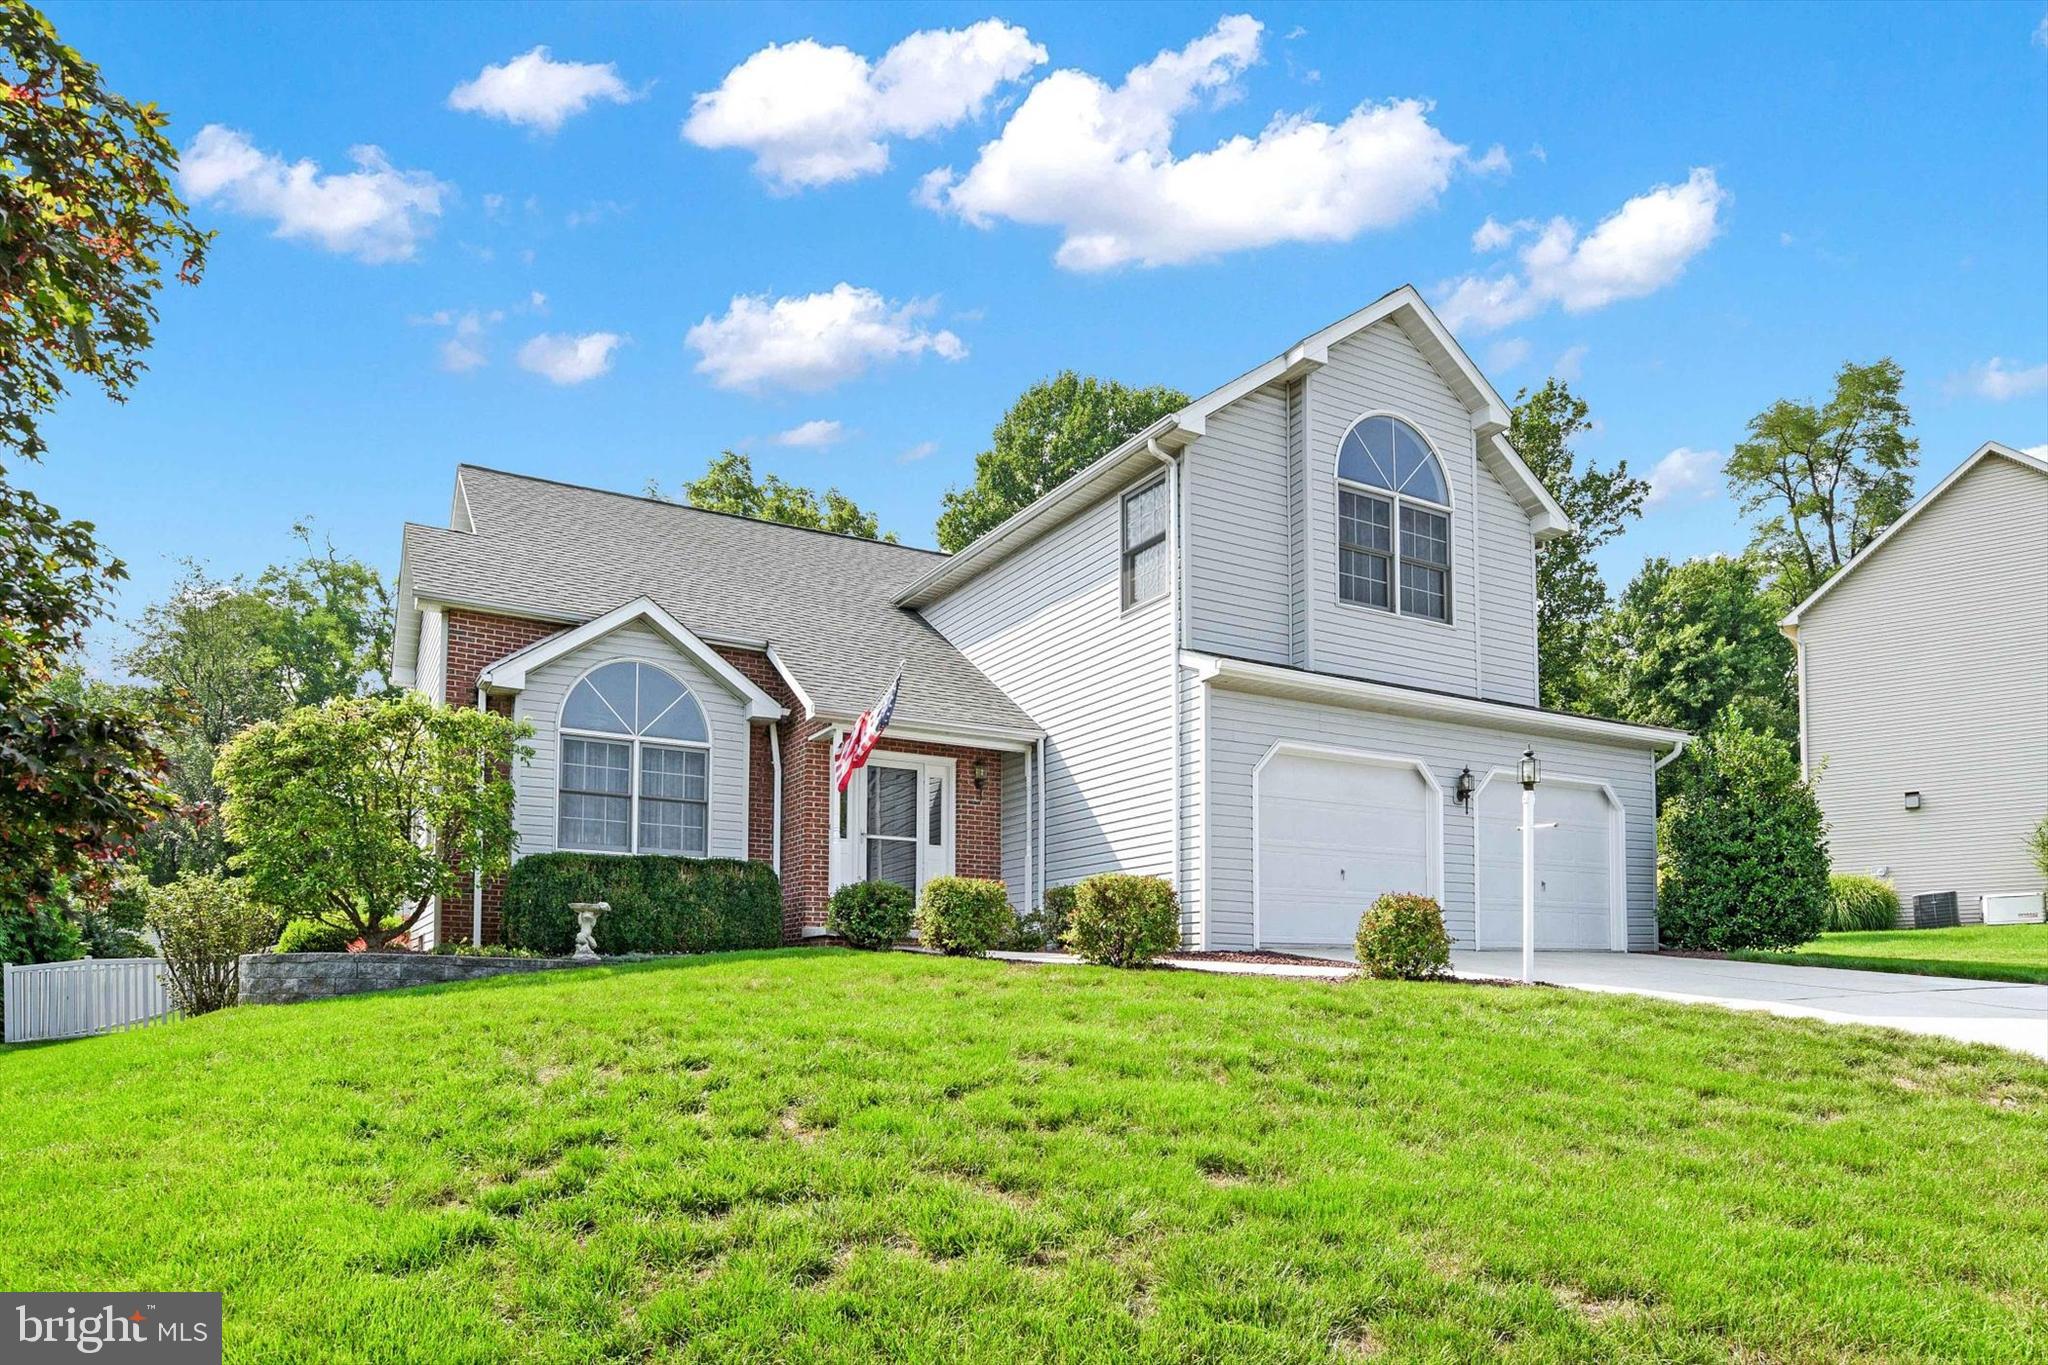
[391,285,1686,952]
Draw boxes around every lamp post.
[1519,747,1540,984]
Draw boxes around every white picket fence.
[3,958,178,1043]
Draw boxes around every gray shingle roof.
[398,466,1037,737]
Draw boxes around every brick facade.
[428,609,1011,945]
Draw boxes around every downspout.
[769,722,783,878]
[473,682,488,945]
[1025,738,1036,912]
[1653,735,1689,773]
[1148,437,1184,914]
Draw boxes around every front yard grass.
[1735,922,2048,984]
[2,950,2044,1361]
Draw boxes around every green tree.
[1725,359,1917,602]
[2,0,210,460]
[1509,380,1649,711]
[256,523,394,704]
[936,372,1189,553]
[1,1,206,917]
[1590,553,1798,743]
[216,694,532,949]
[648,452,896,542]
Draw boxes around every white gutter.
[762,642,815,720]
[1149,437,1184,906]
[768,721,783,877]
[473,682,488,945]
[1653,735,1689,773]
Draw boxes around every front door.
[842,757,955,898]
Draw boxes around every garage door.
[1476,781,1616,950]
[1257,750,1434,946]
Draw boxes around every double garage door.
[1255,748,1619,950]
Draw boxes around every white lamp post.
[1519,748,1540,984]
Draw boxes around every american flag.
[833,667,903,792]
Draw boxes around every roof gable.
[477,597,785,720]
[1781,441,2048,630]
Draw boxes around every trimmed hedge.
[1658,725,1828,952]
[1065,873,1179,968]
[276,919,358,954]
[1355,892,1451,980]
[502,853,781,956]
[828,880,914,950]
[915,877,1012,956]
[1826,874,1901,933]
[1003,883,1074,952]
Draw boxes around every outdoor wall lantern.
[1519,747,1541,790]
[1903,790,1921,811]
[973,759,988,793]
[1454,766,1475,809]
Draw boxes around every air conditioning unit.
[1913,891,1959,929]
[1981,892,2045,926]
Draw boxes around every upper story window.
[1122,476,1169,608]
[1336,414,1452,622]
[558,660,710,856]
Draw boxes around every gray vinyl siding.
[1201,686,1659,951]
[1799,454,2048,922]
[1180,320,1541,702]
[413,606,446,703]
[1177,667,1206,942]
[1001,749,1027,908]
[922,482,1177,891]
[509,620,751,863]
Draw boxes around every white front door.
[835,755,955,898]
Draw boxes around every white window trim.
[1121,476,1170,611]
[1333,410,1455,626]
[555,659,714,857]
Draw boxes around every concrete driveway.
[1293,948,2048,1060]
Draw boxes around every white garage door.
[1257,750,1434,946]
[1476,781,1617,950]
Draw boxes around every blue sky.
[33,1,2048,667]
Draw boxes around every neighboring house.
[391,285,1686,952]
[1781,441,2048,924]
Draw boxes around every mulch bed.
[1160,950,1353,967]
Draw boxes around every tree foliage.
[216,695,531,949]
[648,451,895,542]
[1725,359,1917,602]
[1589,553,1798,743]
[936,372,1189,553]
[1,0,210,460]
[145,872,273,1014]
[1510,380,1649,711]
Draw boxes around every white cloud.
[899,440,939,463]
[435,310,499,372]
[1552,343,1588,382]
[517,331,623,385]
[1467,143,1512,175]
[1471,215,1533,252]
[685,283,966,393]
[179,125,447,263]
[529,291,548,313]
[2036,8,2047,48]
[2025,443,2048,458]
[683,20,1045,191]
[923,15,1470,271]
[1946,357,2048,402]
[448,46,634,133]
[1485,337,1531,372]
[774,419,846,448]
[1436,168,1727,333]
[1646,446,1721,507]
[566,199,629,228]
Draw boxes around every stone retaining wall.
[240,952,591,1005]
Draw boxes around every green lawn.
[1735,922,2048,984]
[2,952,2044,1362]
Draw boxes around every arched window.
[1336,414,1452,621]
[558,660,710,855]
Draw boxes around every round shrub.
[146,873,275,1015]
[915,877,1012,956]
[275,919,358,954]
[1065,873,1180,968]
[1003,883,1075,951]
[1658,724,1828,952]
[1826,874,1900,933]
[827,880,914,950]
[1354,892,1451,980]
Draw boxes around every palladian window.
[558,661,710,855]
[1336,414,1452,622]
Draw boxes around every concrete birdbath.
[568,902,608,961]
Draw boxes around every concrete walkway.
[990,949,2048,1058]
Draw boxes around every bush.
[1002,884,1074,952]
[146,874,275,1015]
[915,877,1012,956]
[0,902,84,1018]
[827,880,914,950]
[431,942,542,959]
[274,919,359,953]
[1354,892,1452,980]
[1658,725,1829,952]
[501,853,781,955]
[2029,815,2048,880]
[1065,873,1180,968]
[1826,874,1901,933]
